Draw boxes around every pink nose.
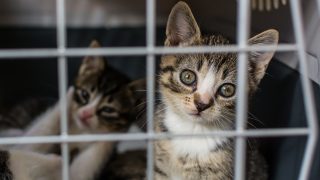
[80,110,93,121]
[199,92,212,105]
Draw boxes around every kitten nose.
[194,99,213,112]
[81,110,93,120]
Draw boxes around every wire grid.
[0,0,318,180]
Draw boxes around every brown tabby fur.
[153,1,278,180]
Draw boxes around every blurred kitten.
[0,40,145,180]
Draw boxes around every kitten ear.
[248,29,279,83]
[78,40,106,75]
[89,40,101,48]
[165,1,201,46]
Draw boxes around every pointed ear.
[165,1,201,46]
[78,40,106,75]
[248,29,279,83]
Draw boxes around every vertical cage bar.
[317,0,320,16]
[58,57,70,180]
[57,0,66,49]
[235,0,251,180]
[290,1,319,180]
[146,0,156,179]
[56,0,69,179]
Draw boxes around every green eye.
[180,69,197,86]
[218,83,236,98]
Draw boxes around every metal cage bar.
[317,0,320,16]
[56,0,69,179]
[290,1,319,180]
[0,0,317,180]
[234,0,251,179]
[0,44,297,59]
[146,0,156,179]
[0,128,310,145]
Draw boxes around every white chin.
[190,114,209,123]
[185,113,201,120]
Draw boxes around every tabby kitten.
[154,1,278,180]
[7,40,145,180]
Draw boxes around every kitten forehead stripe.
[161,66,176,73]
[197,59,204,71]
[175,57,183,67]
[215,57,228,73]
[222,69,229,80]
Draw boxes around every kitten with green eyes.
[1,40,145,180]
[153,1,278,180]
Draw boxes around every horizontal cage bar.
[0,44,297,59]
[0,128,310,145]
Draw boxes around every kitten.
[3,40,145,180]
[154,1,278,180]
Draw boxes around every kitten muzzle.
[194,98,213,112]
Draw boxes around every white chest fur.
[164,110,227,158]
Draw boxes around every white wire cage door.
[0,0,318,180]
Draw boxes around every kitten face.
[160,53,237,126]
[160,2,279,127]
[70,41,145,133]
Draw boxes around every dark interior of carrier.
[0,0,319,179]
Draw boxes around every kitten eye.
[100,106,116,114]
[75,88,90,105]
[218,83,236,98]
[180,69,197,86]
[80,89,90,102]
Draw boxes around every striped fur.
[154,1,278,180]
[0,41,146,180]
